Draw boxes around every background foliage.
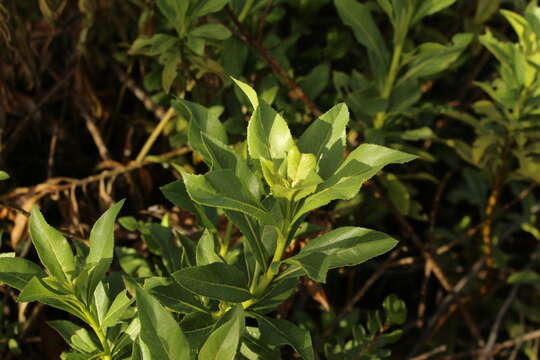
[1,0,540,359]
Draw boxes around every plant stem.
[220,221,233,257]
[135,107,176,163]
[374,40,404,129]
[238,0,254,22]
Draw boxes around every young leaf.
[383,294,407,326]
[172,263,252,302]
[249,313,314,360]
[48,320,99,354]
[0,257,46,291]
[247,101,295,161]
[86,200,125,296]
[101,290,134,329]
[231,77,259,110]
[183,170,276,226]
[190,23,231,41]
[29,207,76,283]
[136,287,190,360]
[199,306,245,360]
[196,230,222,266]
[297,103,349,179]
[412,0,458,25]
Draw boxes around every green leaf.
[295,144,416,220]
[298,63,330,99]
[128,34,178,56]
[199,306,245,360]
[412,0,457,24]
[101,290,134,329]
[29,207,76,283]
[149,224,182,274]
[284,227,398,282]
[383,294,407,326]
[136,287,190,360]
[189,0,229,18]
[172,263,252,302]
[183,170,275,225]
[18,277,83,319]
[173,99,228,161]
[86,200,124,297]
[247,101,295,161]
[0,171,9,181]
[48,320,98,354]
[160,180,218,231]
[161,51,181,93]
[231,77,259,110]
[335,0,389,90]
[225,211,268,271]
[401,33,473,82]
[190,23,231,40]
[249,313,314,360]
[297,103,349,179]
[0,257,45,291]
[508,270,540,285]
[196,230,222,266]
[145,277,208,314]
[157,0,188,35]
[474,0,501,24]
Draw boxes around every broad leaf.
[160,180,218,231]
[247,100,295,161]
[225,210,268,271]
[173,99,228,162]
[250,313,314,360]
[101,290,134,328]
[29,207,76,283]
[189,0,229,18]
[297,103,349,179]
[0,257,45,290]
[294,144,416,221]
[172,263,252,302]
[199,306,245,360]
[183,169,275,225]
[149,224,182,273]
[412,0,457,25]
[285,227,398,282]
[145,277,208,314]
[196,230,222,266]
[86,200,124,298]
[136,287,190,360]
[190,23,231,40]
[48,320,98,354]
[232,77,259,110]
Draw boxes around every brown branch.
[225,6,322,118]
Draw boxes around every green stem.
[219,221,233,257]
[238,0,255,22]
[82,308,112,359]
[374,41,404,129]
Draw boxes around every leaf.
[190,23,231,40]
[508,270,540,285]
[298,63,330,99]
[225,210,268,271]
[172,263,252,302]
[401,33,473,82]
[173,99,228,161]
[0,257,45,291]
[412,0,457,25]
[29,207,76,283]
[136,287,190,360]
[101,290,134,328]
[86,200,124,297]
[161,51,181,93]
[383,294,407,326]
[335,0,389,89]
[0,171,9,180]
[149,224,182,274]
[284,227,398,282]
[196,230,222,266]
[247,100,295,161]
[48,320,98,354]
[157,0,189,35]
[249,313,314,360]
[18,277,83,319]
[160,180,218,231]
[145,277,208,314]
[189,0,229,18]
[295,144,416,220]
[474,0,501,24]
[297,103,349,179]
[231,77,259,110]
[183,169,275,225]
[128,34,178,56]
[199,306,245,360]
